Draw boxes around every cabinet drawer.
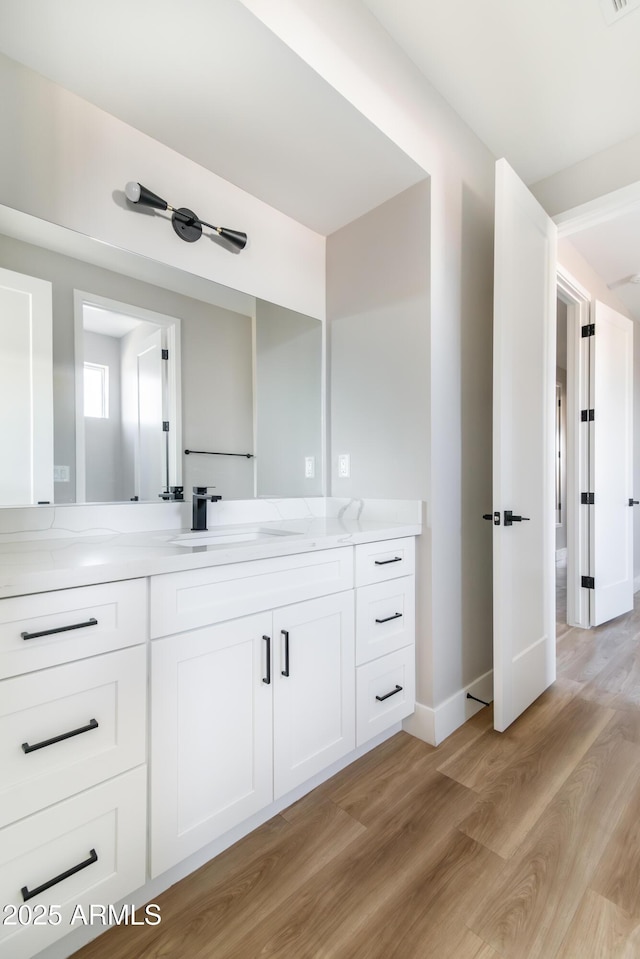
[0,579,147,679]
[356,645,415,746]
[0,766,146,959]
[0,646,146,828]
[355,576,415,665]
[354,538,415,586]
[150,547,353,638]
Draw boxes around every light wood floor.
[73,590,640,959]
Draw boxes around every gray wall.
[0,233,254,503]
[327,182,430,501]
[255,300,323,497]
[83,331,124,502]
[327,177,494,714]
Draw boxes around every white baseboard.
[403,670,494,747]
[634,574,640,594]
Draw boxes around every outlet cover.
[54,465,70,482]
[337,453,350,478]
[304,456,315,479]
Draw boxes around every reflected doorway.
[74,291,182,503]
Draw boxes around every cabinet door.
[273,592,355,799]
[150,613,272,876]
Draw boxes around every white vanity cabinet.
[0,580,148,959]
[149,549,355,876]
[354,538,416,745]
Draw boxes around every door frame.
[73,290,182,503]
[556,267,591,628]
[553,179,640,625]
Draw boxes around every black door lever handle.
[504,510,530,526]
[630,499,639,507]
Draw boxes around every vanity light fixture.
[124,182,248,251]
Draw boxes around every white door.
[149,613,273,877]
[590,301,634,625]
[136,328,165,500]
[492,159,557,732]
[273,592,355,798]
[0,267,53,505]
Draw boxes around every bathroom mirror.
[0,205,324,506]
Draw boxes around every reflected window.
[84,362,109,418]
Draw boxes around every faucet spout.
[191,486,222,531]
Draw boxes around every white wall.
[0,53,325,319]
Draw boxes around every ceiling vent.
[600,0,640,24]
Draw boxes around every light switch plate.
[304,456,315,479]
[337,453,350,478]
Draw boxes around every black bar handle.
[281,629,290,677]
[262,635,271,685]
[22,849,98,902]
[374,557,402,566]
[184,449,254,459]
[630,499,639,507]
[21,617,98,641]
[376,685,403,702]
[375,612,403,624]
[22,719,99,754]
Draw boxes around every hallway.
[72,597,640,959]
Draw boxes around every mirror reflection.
[0,206,324,506]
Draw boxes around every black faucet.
[192,486,222,531]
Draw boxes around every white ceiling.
[362,0,640,186]
[1,0,640,316]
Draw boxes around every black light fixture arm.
[125,182,247,251]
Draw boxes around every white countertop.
[0,508,422,598]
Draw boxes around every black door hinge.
[162,421,170,432]
[581,492,595,505]
[580,409,595,422]
[581,323,595,337]
[581,575,595,589]
[162,349,169,360]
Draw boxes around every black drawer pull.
[22,848,98,902]
[375,612,403,624]
[376,684,403,702]
[22,719,99,754]
[262,635,271,685]
[374,557,402,566]
[281,629,290,677]
[21,617,98,641]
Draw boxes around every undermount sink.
[169,527,300,547]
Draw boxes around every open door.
[589,300,634,626]
[0,267,53,505]
[492,159,557,732]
